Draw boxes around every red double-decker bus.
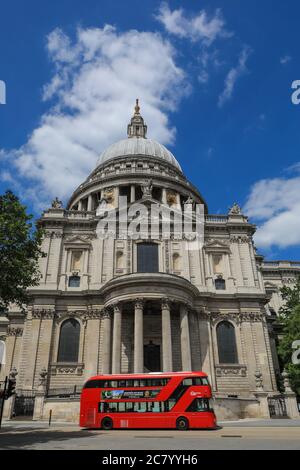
[80,371,217,430]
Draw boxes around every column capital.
[101,308,112,320]
[179,302,191,314]
[134,299,145,310]
[161,297,171,310]
[112,302,122,314]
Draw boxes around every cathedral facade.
[1,103,299,421]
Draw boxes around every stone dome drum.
[97,137,182,172]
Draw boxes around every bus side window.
[150,402,162,413]
[134,402,147,412]
[126,402,134,412]
[99,402,109,413]
[134,380,140,387]
[118,402,126,412]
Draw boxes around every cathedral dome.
[97,137,182,172]
[96,99,182,172]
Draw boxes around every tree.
[278,278,300,395]
[279,277,300,318]
[0,191,45,312]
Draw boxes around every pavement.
[0,419,300,450]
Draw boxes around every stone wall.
[42,399,81,423]
[213,397,261,420]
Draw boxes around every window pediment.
[64,235,92,250]
[204,239,231,254]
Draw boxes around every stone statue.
[229,202,242,215]
[141,179,153,198]
[51,197,63,209]
[184,196,194,205]
[38,367,48,388]
[282,370,292,393]
[9,366,18,381]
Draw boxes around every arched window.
[137,243,159,273]
[216,321,238,364]
[57,319,80,363]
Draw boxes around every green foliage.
[278,279,300,395]
[0,190,45,312]
[279,277,300,318]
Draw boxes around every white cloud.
[1,25,189,206]
[280,55,291,65]
[244,165,300,248]
[156,2,230,44]
[218,46,251,107]
[156,3,232,87]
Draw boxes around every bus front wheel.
[176,417,189,431]
[102,417,113,430]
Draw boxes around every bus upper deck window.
[183,378,193,386]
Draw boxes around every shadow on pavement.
[0,428,99,450]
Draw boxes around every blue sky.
[1,0,300,261]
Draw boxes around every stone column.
[101,310,112,374]
[87,194,93,211]
[161,298,173,372]
[130,185,136,203]
[78,200,83,211]
[112,303,122,374]
[134,300,144,373]
[162,188,167,204]
[180,304,192,371]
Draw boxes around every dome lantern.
[127,99,147,139]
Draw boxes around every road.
[0,419,300,450]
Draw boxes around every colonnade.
[101,299,192,374]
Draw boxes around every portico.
[101,297,192,374]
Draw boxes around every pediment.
[63,235,93,249]
[204,239,231,253]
